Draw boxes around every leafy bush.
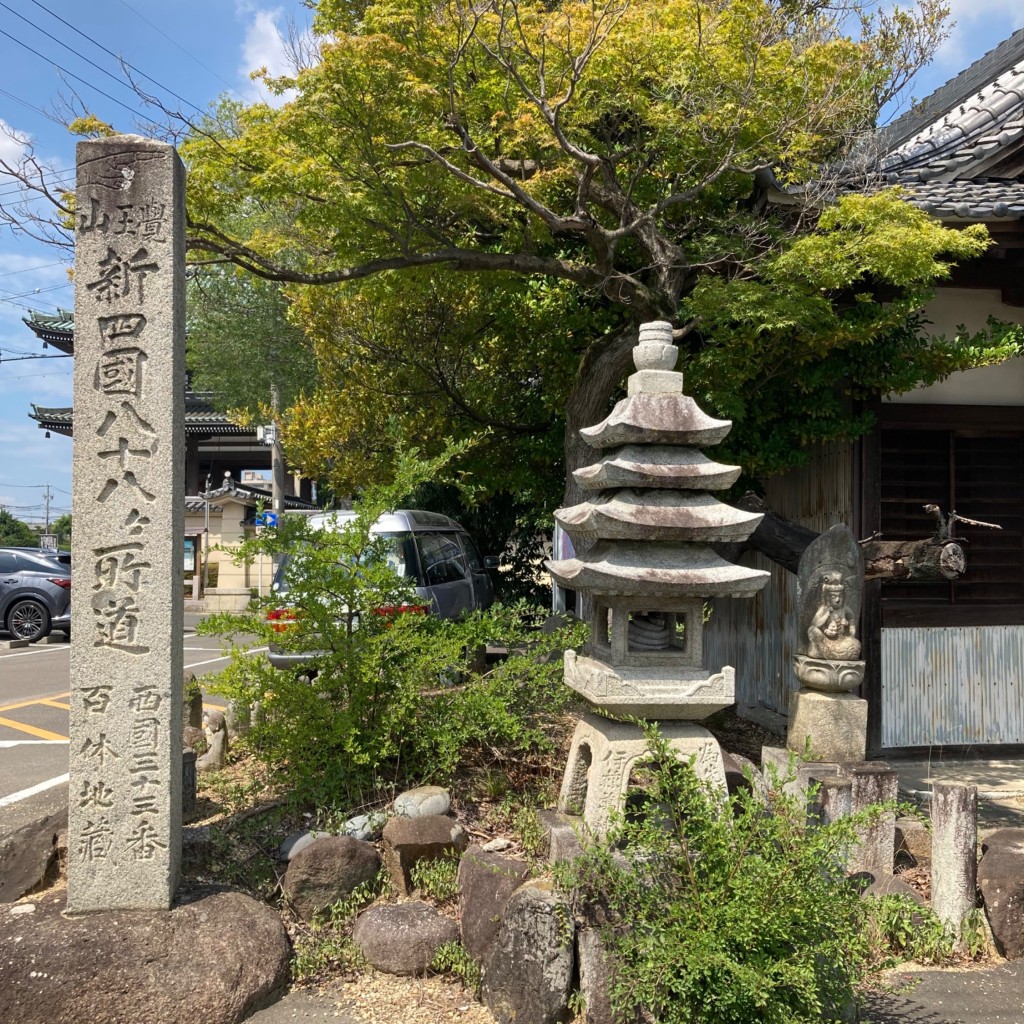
[198,448,583,808]
[555,725,887,1024]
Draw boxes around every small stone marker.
[849,766,898,879]
[68,135,186,912]
[930,782,978,940]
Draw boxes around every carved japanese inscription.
[68,136,185,913]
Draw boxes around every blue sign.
[255,511,279,528]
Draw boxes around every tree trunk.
[725,492,967,582]
[862,537,965,581]
[562,325,640,508]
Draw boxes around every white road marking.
[0,646,72,659]
[0,740,69,748]
[0,773,69,808]
[185,646,268,669]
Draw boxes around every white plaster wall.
[886,288,1024,406]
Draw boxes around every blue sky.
[0,1,1021,526]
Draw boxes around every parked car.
[267,509,496,670]
[0,546,72,643]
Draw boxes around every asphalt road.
[0,618,259,835]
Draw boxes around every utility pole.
[270,382,286,518]
[42,484,53,535]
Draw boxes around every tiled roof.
[880,28,1024,154]
[201,472,318,511]
[893,178,1024,220]
[30,398,252,436]
[23,307,75,354]
[185,498,224,514]
[879,60,1024,185]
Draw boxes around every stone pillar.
[931,782,978,939]
[68,136,186,912]
[807,776,852,827]
[849,766,898,879]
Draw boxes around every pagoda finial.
[629,320,682,396]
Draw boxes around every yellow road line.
[38,699,71,710]
[0,716,68,741]
[0,692,71,714]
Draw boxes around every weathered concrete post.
[68,136,185,912]
[931,782,978,940]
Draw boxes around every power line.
[0,366,72,380]
[26,0,209,118]
[114,0,243,99]
[0,260,67,278]
[0,22,162,129]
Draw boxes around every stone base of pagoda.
[557,712,727,835]
[564,650,734,720]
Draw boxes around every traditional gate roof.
[23,307,253,437]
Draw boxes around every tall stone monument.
[548,321,770,833]
[68,136,185,911]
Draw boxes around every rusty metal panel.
[881,626,1024,747]
[703,442,854,715]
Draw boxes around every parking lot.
[0,617,261,832]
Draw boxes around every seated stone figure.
[807,571,861,661]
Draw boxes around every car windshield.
[272,532,421,594]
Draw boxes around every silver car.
[267,510,496,670]
[0,547,72,643]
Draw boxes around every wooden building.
[706,30,1024,753]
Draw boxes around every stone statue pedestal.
[557,713,727,835]
[786,688,867,762]
[793,655,864,693]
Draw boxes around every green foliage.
[869,894,954,965]
[50,513,72,547]
[0,508,38,547]
[199,444,583,808]
[555,725,888,1024]
[175,0,984,506]
[186,266,317,422]
[431,940,483,992]
[410,853,461,902]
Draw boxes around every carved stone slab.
[796,524,864,661]
[558,713,726,835]
[563,650,734,720]
[573,445,741,492]
[69,136,185,912]
[546,540,771,597]
[555,489,763,542]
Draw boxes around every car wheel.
[7,599,51,643]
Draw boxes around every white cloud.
[237,5,303,106]
[932,5,1024,72]
[0,120,30,165]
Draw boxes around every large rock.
[0,808,67,904]
[393,786,451,818]
[382,814,467,895]
[458,845,531,961]
[979,828,1024,959]
[0,889,290,1024]
[351,901,458,975]
[282,836,380,920]
[482,880,575,1024]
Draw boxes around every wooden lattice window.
[879,407,1024,622]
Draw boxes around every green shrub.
[198,447,584,808]
[555,725,886,1024]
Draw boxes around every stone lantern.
[548,320,771,832]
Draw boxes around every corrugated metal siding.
[703,442,855,714]
[881,625,1024,747]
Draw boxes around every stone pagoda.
[548,320,770,833]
